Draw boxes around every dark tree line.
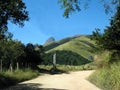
[0,38,43,72]
[42,50,91,66]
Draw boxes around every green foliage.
[0,39,25,70]
[89,50,120,90]
[58,0,81,18]
[0,0,29,39]
[109,50,120,63]
[24,43,43,69]
[89,62,120,90]
[45,36,97,62]
[94,51,110,68]
[59,0,120,17]
[92,6,120,51]
[91,6,120,64]
[39,64,95,72]
[0,1,43,89]
[44,36,80,51]
[0,69,39,89]
[0,40,44,71]
[42,50,91,65]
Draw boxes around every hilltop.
[43,35,98,65]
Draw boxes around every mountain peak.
[44,37,55,45]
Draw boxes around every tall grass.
[89,51,120,90]
[39,63,95,72]
[0,68,39,89]
[93,51,110,68]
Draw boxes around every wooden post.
[17,62,19,70]
[10,63,13,72]
[53,52,56,70]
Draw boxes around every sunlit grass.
[0,68,39,89]
[39,63,96,72]
[46,36,97,60]
[89,62,120,90]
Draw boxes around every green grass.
[89,62,120,90]
[46,36,97,60]
[94,51,110,68]
[0,68,39,89]
[43,36,97,66]
[39,64,96,72]
[88,51,120,90]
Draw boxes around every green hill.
[43,35,98,65]
[44,35,81,51]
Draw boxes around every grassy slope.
[89,63,120,90]
[46,36,97,60]
[88,51,120,90]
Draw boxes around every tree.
[91,6,120,62]
[0,39,25,71]
[59,0,120,18]
[0,0,29,39]
[25,43,43,69]
[92,6,120,50]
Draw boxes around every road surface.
[4,70,101,90]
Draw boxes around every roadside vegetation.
[89,6,120,90]
[0,40,43,89]
[89,51,120,90]
[0,0,41,89]
[0,69,39,89]
[39,63,96,72]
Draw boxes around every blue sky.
[8,0,112,45]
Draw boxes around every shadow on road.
[3,83,67,90]
[38,68,69,75]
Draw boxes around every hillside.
[44,35,81,51]
[43,35,98,65]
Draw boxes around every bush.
[0,68,39,89]
[39,64,95,72]
[89,62,120,90]
[94,51,110,68]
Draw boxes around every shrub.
[0,68,39,89]
[89,62,120,90]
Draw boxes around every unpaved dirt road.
[4,70,101,90]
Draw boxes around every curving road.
[5,70,101,90]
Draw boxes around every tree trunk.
[0,60,2,72]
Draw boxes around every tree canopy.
[59,0,120,18]
[89,1,120,64]
[0,0,29,39]
[91,6,120,52]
